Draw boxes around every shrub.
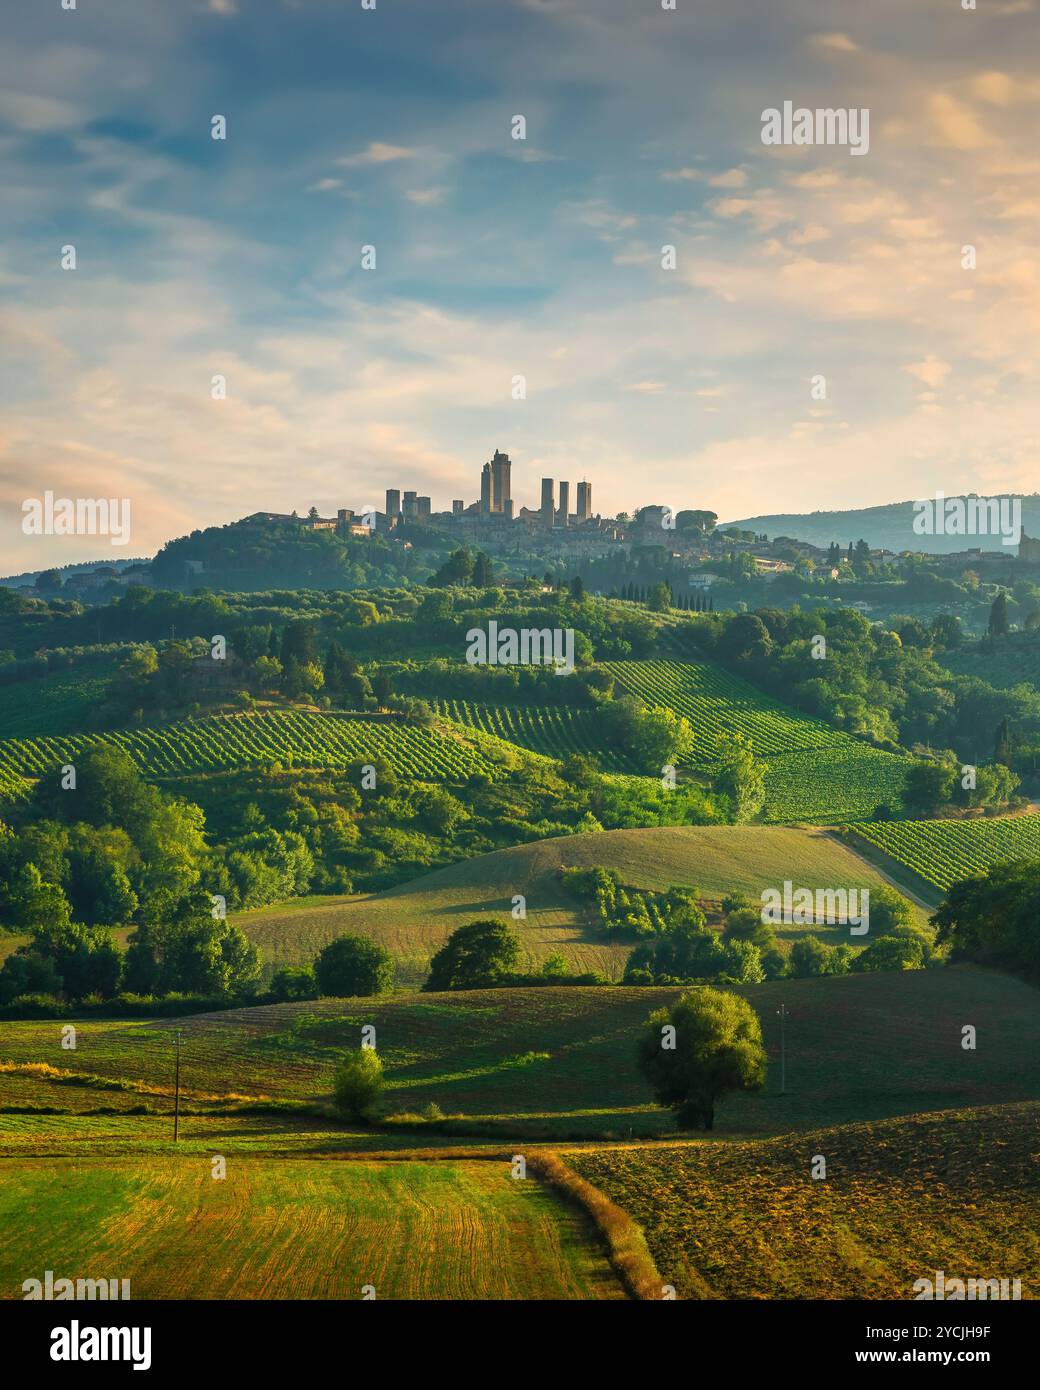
[332,1048,384,1122]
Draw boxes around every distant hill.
[723,494,1040,555]
[230,823,934,985]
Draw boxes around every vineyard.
[0,711,507,785]
[852,813,1040,892]
[762,747,914,825]
[434,699,634,771]
[599,660,851,762]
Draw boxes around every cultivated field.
[0,710,520,784]
[434,698,635,771]
[568,1103,1040,1299]
[852,814,1040,892]
[0,1156,624,1300]
[599,659,848,760]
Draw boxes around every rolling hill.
[3,966,1035,1146]
[229,823,935,983]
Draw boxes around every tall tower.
[576,480,592,522]
[490,449,511,514]
[480,462,492,514]
[417,496,431,520]
[385,488,401,525]
[540,477,555,529]
[558,480,570,527]
[402,490,417,520]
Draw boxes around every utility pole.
[776,1003,789,1096]
[173,1029,182,1142]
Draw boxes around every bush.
[332,1048,384,1122]
[315,935,395,997]
[270,965,319,1001]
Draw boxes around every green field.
[595,659,915,820]
[0,710,517,784]
[0,1156,623,1300]
[600,659,849,761]
[3,967,1036,1150]
[853,814,1040,892]
[227,824,933,982]
[568,1103,1040,1299]
[434,698,635,771]
[762,746,916,825]
[0,662,113,740]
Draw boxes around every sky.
[2,0,1039,571]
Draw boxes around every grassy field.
[852,814,1040,893]
[228,823,933,982]
[0,1156,624,1300]
[568,1103,1040,1299]
[2,967,1037,1151]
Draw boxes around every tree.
[788,936,848,978]
[472,551,493,587]
[4,863,72,931]
[932,861,1040,980]
[424,919,521,991]
[714,734,766,823]
[569,575,585,602]
[269,965,318,1001]
[315,934,395,997]
[332,1048,384,1122]
[636,988,766,1130]
[903,759,956,814]
[865,885,915,938]
[988,592,1010,637]
[646,582,672,612]
[35,568,63,593]
[852,934,924,973]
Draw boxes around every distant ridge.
[722,494,1040,555]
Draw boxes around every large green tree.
[424,919,521,991]
[636,988,766,1130]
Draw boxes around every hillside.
[568,1102,1039,1299]
[230,823,934,982]
[724,494,1040,554]
[852,814,1040,894]
[3,967,1035,1147]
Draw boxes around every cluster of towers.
[384,489,431,524]
[540,476,592,528]
[383,449,593,529]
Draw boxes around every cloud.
[709,168,748,188]
[405,187,446,206]
[927,93,991,150]
[905,357,952,390]
[811,33,860,53]
[337,142,415,167]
